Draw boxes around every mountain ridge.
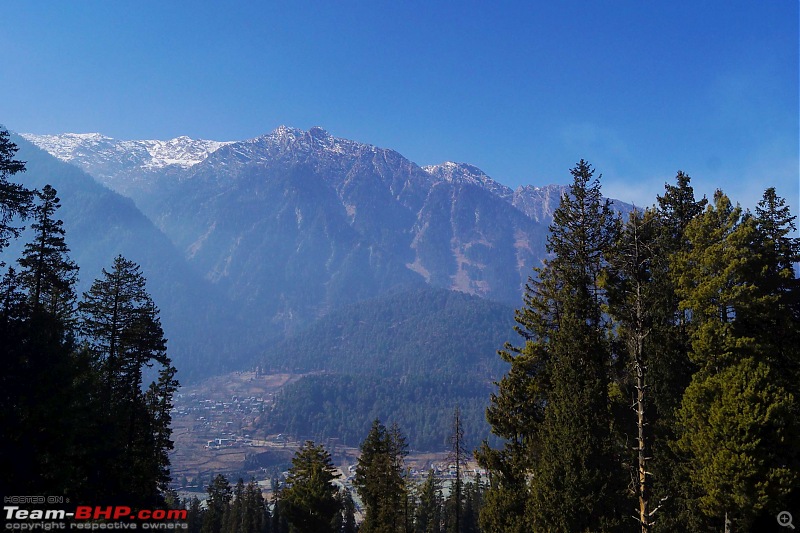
[22,126,572,212]
[20,126,632,340]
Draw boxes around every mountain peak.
[308,126,330,138]
[422,161,514,201]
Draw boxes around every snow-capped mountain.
[422,161,514,202]
[20,132,232,169]
[20,132,233,200]
[22,126,630,332]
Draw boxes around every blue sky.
[1,1,797,211]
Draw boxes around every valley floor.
[169,371,482,505]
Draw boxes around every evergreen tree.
[225,478,246,533]
[415,470,442,533]
[243,479,270,533]
[647,172,707,531]
[280,441,341,533]
[672,190,799,530]
[445,407,466,533]
[0,182,83,497]
[78,255,175,505]
[0,127,33,254]
[752,187,800,387]
[17,185,78,317]
[145,364,180,494]
[479,160,624,531]
[80,255,169,402]
[355,419,409,533]
[270,486,289,533]
[606,208,663,531]
[186,497,204,533]
[0,287,83,495]
[460,473,483,533]
[650,171,706,417]
[202,474,233,533]
[339,489,357,533]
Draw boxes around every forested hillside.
[258,286,515,450]
[258,286,514,375]
[5,134,252,380]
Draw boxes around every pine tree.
[647,172,708,531]
[0,127,33,254]
[0,183,84,497]
[339,489,357,533]
[202,474,233,533]
[280,441,341,533]
[78,255,175,505]
[479,160,624,531]
[606,208,663,531]
[415,470,442,533]
[225,478,246,533]
[186,496,204,533]
[80,255,169,403]
[460,473,483,533]
[145,364,180,494]
[752,187,800,387]
[17,185,79,321]
[672,190,799,529]
[270,487,289,533]
[445,407,466,533]
[355,419,409,533]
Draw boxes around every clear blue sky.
[1,1,797,211]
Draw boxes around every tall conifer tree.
[280,441,341,533]
[672,190,799,530]
[0,128,33,254]
[355,419,409,533]
[479,160,624,531]
[18,185,78,319]
[644,172,708,531]
[606,208,662,531]
[78,255,175,505]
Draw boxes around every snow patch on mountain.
[21,132,233,170]
[422,161,514,201]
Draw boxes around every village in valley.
[169,371,487,509]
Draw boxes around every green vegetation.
[259,286,515,376]
[354,420,409,532]
[259,287,514,451]
[478,162,800,532]
[280,441,342,532]
[192,426,486,533]
[264,373,494,451]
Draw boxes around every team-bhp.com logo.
[4,505,188,530]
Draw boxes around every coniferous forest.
[0,129,178,506]
[476,161,800,532]
[2,125,799,532]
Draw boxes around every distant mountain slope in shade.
[257,285,517,451]
[257,285,516,377]
[3,135,253,381]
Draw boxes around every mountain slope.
[22,126,632,338]
[258,285,515,376]
[257,285,516,450]
[4,135,249,380]
[147,127,552,319]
